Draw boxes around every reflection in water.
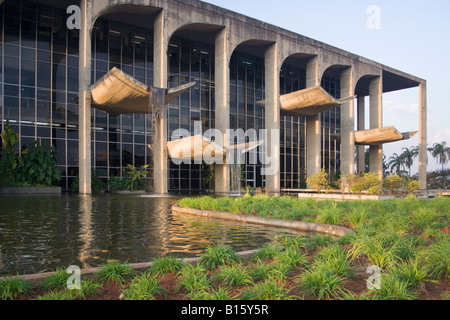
[79,195,93,269]
[0,194,303,276]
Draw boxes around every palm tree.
[400,146,419,177]
[428,142,450,189]
[428,142,450,172]
[388,152,405,175]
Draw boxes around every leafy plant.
[0,121,21,186]
[383,174,404,194]
[16,141,61,187]
[148,255,185,276]
[214,263,254,286]
[299,264,347,300]
[350,173,381,194]
[95,260,135,284]
[188,286,234,300]
[41,267,73,291]
[0,275,33,300]
[177,263,211,293]
[240,278,292,300]
[121,273,167,300]
[71,169,106,194]
[373,274,418,300]
[108,165,149,191]
[199,243,241,269]
[306,168,331,192]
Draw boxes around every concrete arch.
[354,74,379,97]
[281,53,319,88]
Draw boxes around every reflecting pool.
[0,194,303,275]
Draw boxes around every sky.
[204,0,450,173]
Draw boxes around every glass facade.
[0,1,155,190]
[229,51,265,189]
[0,0,342,193]
[167,36,215,193]
[321,74,341,175]
[279,65,307,189]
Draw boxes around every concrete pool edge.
[171,205,355,237]
[0,249,259,283]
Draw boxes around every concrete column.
[264,43,280,195]
[419,81,427,190]
[340,68,355,176]
[369,76,383,178]
[214,27,230,195]
[305,56,321,182]
[78,0,92,195]
[356,95,366,174]
[153,10,168,195]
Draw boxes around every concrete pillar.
[264,43,280,195]
[153,10,168,195]
[418,81,427,190]
[356,95,366,174]
[369,76,383,178]
[305,56,321,182]
[340,68,355,176]
[78,0,92,195]
[214,27,230,195]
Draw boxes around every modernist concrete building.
[0,0,427,195]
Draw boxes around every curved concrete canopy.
[256,86,355,117]
[90,67,195,115]
[167,135,263,161]
[354,126,418,145]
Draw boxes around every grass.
[2,196,449,301]
[95,260,135,284]
[0,275,33,300]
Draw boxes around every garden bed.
[1,196,449,301]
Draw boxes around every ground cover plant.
[1,196,449,300]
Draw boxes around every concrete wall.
[77,0,427,194]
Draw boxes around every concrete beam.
[419,81,428,190]
[340,67,355,176]
[264,43,280,195]
[78,0,92,195]
[153,9,168,195]
[369,75,383,178]
[214,27,230,195]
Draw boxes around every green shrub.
[121,273,167,300]
[383,174,404,194]
[177,263,211,293]
[148,256,185,276]
[299,264,347,300]
[373,274,418,300]
[0,275,33,300]
[240,278,292,300]
[199,243,241,269]
[95,260,135,284]
[350,173,381,194]
[214,264,254,286]
[306,168,331,192]
[41,267,73,291]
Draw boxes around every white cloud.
[383,101,418,115]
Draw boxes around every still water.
[0,194,301,276]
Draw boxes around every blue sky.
[205,0,450,173]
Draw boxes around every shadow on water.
[0,194,303,276]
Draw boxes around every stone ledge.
[171,205,355,237]
[0,187,61,195]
